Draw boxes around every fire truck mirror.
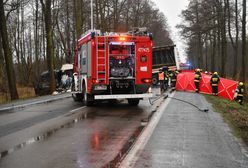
[148,33,153,40]
[91,32,95,39]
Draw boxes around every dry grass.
[0,86,36,104]
[205,95,248,146]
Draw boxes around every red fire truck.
[71,29,153,106]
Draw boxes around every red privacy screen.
[176,72,238,100]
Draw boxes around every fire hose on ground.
[148,90,209,112]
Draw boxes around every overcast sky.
[152,0,189,62]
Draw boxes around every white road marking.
[70,106,87,113]
[0,95,71,111]
[119,92,175,168]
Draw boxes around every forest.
[0,0,172,101]
[178,0,247,83]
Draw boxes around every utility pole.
[91,0,93,30]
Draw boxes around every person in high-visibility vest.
[158,69,165,94]
[194,69,201,93]
[210,72,220,95]
[235,82,245,105]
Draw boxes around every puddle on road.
[102,125,145,168]
[0,111,91,159]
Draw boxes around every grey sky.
[152,0,189,62]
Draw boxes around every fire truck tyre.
[152,73,158,85]
[128,99,140,106]
[72,93,83,102]
[83,86,94,106]
[152,76,158,85]
[84,94,94,106]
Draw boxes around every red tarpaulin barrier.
[176,72,238,100]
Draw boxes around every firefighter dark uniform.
[194,69,201,92]
[159,70,165,93]
[235,82,245,105]
[164,71,169,91]
[171,70,179,88]
[210,72,220,95]
[168,70,173,87]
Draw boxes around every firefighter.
[168,69,173,87]
[171,70,179,88]
[210,72,220,95]
[164,70,169,91]
[158,69,165,94]
[235,82,245,105]
[194,69,201,93]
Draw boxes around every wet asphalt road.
[0,93,155,168]
[0,97,81,138]
[1,90,248,168]
[131,92,248,168]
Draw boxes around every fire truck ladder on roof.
[96,35,107,82]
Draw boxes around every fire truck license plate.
[94,85,107,90]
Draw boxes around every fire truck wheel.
[152,77,158,85]
[71,83,83,101]
[128,99,140,106]
[83,85,94,106]
[152,73,158,85]
[72,93,83,102]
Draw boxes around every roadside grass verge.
[0,86,36,104]
[205,95,248,146]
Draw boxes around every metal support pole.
[91,0,93,30]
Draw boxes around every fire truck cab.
[72,29,153,106]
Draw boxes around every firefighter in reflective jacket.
[235,82,245,105]
[194,69,201,92]
[164,71,169,90]
[210,72,220,95]
[171,70,179,88]
[168,70,173,87]
[159,69,165,93]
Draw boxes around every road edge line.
[0,94,72,111]
[119,92,175,168]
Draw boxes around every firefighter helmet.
[214,72,218,75]
[239,82,244,86]
[162,66,168,72]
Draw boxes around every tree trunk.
[0,32,4,87]
[241,0,246,82]
[65,0,71,63]
[233,0,239,79]
[40,0,56,94]
[0,0,19,100]
[227,0,237,78]
[211,28,216,72]
[221,0,227,77]
[196,1,203,68]
[74,0,82,39]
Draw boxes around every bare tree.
[241,0,246,82]
[0,0,19,100]
[0,0,173,99]
[40,0,56,94]
[178,0,247,82]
